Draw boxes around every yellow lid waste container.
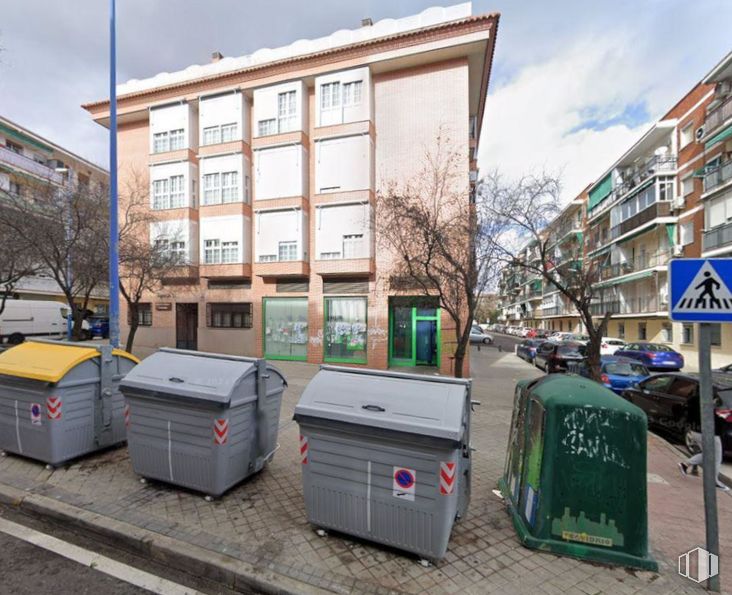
[0,340,139,467]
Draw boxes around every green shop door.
[389,305,440,367]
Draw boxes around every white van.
[0,300,70,344]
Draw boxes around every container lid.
[294,367,468,441]
[119,350,258,404]
[0,342,139,383]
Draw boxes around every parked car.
[615,342,684,371]
[534,341,586,373]
[534,329,550,339]
[565,333,590,344]
[516,339,547,363]
[716,363,732,374]
[549,332,574,342]
[601,337,626,356]
[577,356,650,395]
[470,325,494,345]
[0,300,70,344]
[88,316,110,339]
[621,372,732,456]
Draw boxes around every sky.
[1,0,731,202]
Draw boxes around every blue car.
[614,342,684,371]
[516,339,546,363]
[578,356,650,394]
[88,317,110,339]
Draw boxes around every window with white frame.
[278,241,297,261]
[155,238,187,262]
[319,252,341,260]
[222,241,239,263]
[152,129,185,153]
[202,171,239,205]
[680,123,694,148]
[682,175,694,196]
[343,234,363,259]
[342,81,362,106]
[152,179,169,209]
[680,220,694,246]
[202,123,238,146]
[320,82,340,111]
[259,254,277,262]
[258,119,277,137]
[277,91,297,133]
[204,239,221,264]
[202,173,220,205]
[152,175,185,210]
[169,175,185,208]
[221,172,238,202]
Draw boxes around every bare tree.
[377,135,503,378]
[0,214,38,315]
[115,170,182,352]
[482,172,608,381]
[0,176,108,339]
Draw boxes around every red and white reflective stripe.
[46,396,62,420]
[124,404,131,428]
[440,462,456,495]
[300,435,308,465]
[213,418,229,445]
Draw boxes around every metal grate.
[323,279,369,294]
[277,280,310,293]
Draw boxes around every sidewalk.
[0,349,723,593]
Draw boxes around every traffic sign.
[669,258,732,323]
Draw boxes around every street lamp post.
[108,0,120,348]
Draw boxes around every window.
[263,297,308,360]
[658,178,674,202]
[8,181,21,197]
[203,171,239,205]
[638,322,647,340]
[221,171,238,202]
[682,176,694,196]
[152,129,185,153]
[661,323,673,343]
[152,179,169,209]
[202,123,238,145]
[641,375,673,393]
[221,241,239,263]
[5,140,22,154]
[343,234,363,259]
[169,175,185,208]
[669,378,698,399]
[342,81,362,106]
[319,251,341,260]
[618,322,625,339]
[320,82,341,110]
[207,303,252,329]
[221,123,237,143]
[711,323,722,347]
[680,123,694,148]
[204,239,221,264]
[682,324,694,345]
[278,241,298,261]
[258,119,277,137]
[259,254,277,262]
[169,241,186,261]
[324,297,367,363]
[277,91,297,133]
[137,303,152,326]
[680,221,694,246]
[202,173,220,205]
[152,175,185,209]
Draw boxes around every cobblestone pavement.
[0,347,723,594]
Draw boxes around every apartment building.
[83,3,499,373]
[497,49,732,368]
[0,115,109,312]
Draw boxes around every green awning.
[666,223,676,246]
[588,173,613,211]
[594,270,654,289]
[705,124,732,150]
[0,123,53,154]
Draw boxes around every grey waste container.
[294,365,473,562]
[119,348,287,498]
[0,340,139,466]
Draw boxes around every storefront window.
[324,297,367,363]
[263,297,308,360]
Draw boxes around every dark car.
[621,372,732,456]
[577,356,650,395]
[717,363,732,374]
[615,342,684,371]
[516,339,546,364]
[534,341,585,373]
[88,316,110,339]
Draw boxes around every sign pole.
[699,322,720,592]
[108,0,120,348]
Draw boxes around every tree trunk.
[452,319,472,378]
[581,309,611,382]
[125,303,139,353]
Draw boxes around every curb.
[0,483,325,595]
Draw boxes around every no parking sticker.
[30,403,42,426]
[393,466,416,501]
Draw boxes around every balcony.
[610,201,671,240]
[704,95,732,137]
[0,146,63,183]
[613,156,677,200]
[255,260,310,277]
[703,220,732,253]
[312,257,374,277]
[542,306,574,317]
[590,296,659,316]
[703,160,732,194]
[200,263,252,279]
[599,250,671,281]
[160,265,199,284]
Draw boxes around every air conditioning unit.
[673,196,686,210]
[695,126,705,142]
[716,81,732,97]
[660,294,669,306]
[673,245,684,257]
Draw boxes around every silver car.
[470,325,494,345]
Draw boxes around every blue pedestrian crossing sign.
[669,259,732,323]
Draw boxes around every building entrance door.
[176,303,198,350]
[388,300,440,368]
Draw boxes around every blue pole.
[108,0,120,348]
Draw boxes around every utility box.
[0,340,139,466]
[119,348,287,498]
[499,374,657,571]
[294,365,472,562]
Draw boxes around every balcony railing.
[703,220,732,253]
[599,250,671,280]
[0,146,63,184]
[705,95,732,135]
[590,296,659,316]
[610,201,671,240]
[703,160,732,194]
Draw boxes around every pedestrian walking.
[679,423,730,491]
